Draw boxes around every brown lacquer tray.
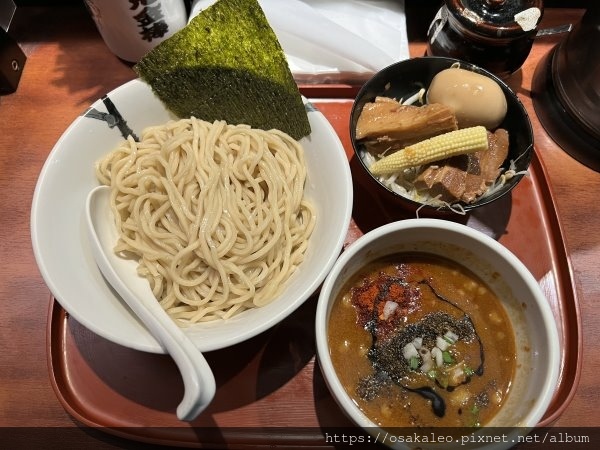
[46,99,581,448]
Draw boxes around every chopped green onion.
[464,365,475,377]
[409,356,420,370]
[412,337,423,349]
[436,336,450,351]
[427,369,437,380]
[444,330,459,344]
[469,404,481,427]
[437,373,449,389]
[403,342,419,360]
[442,351,455,364]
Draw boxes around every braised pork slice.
[414,129,509,204]
[413,159,469,202]
[462,128,509,202]
[356,98,458,151]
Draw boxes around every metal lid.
[447,0,544,38]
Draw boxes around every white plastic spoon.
[85,185,216,421]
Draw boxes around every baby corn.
[369,126,489,175]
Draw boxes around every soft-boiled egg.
[427,67,507,130]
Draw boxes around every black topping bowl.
[350,56,534,215]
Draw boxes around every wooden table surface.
[1,4,597,448]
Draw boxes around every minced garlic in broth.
[327,253,516,429]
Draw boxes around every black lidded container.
[426,0,544,79]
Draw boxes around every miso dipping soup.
[328,253,516,429]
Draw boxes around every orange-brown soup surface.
[328,253,516,429]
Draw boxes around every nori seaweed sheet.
[133,0,311,140]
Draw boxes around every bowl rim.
[349,56,535,212]
[315,218,560,433]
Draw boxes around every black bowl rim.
[350,56,534,213]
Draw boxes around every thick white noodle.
[96,118,316,324]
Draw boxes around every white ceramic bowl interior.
[316,219,560,448]
[31,78,353,353]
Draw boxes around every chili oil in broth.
[328,253,516,428]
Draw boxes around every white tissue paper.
[189,0,410,83]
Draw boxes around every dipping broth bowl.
[315,219,560,449]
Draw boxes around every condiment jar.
[427,0,544,79]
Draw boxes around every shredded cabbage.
[361,149,527,216]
